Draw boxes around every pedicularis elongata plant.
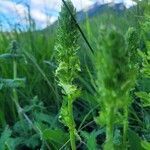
[11,41,20,108]
[136,1,150,107]
[95,29,139,150]
[0,40,25,119]
[123,27,139,147]
[55,0,80,149]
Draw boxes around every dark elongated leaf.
[0,53,23,59]
[0,78,26,89]
[128,129,144,150]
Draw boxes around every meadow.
[0,0,150,149]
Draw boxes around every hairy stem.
[13,58,18,104]
[13,58,23,121]
[68,95,76,150]
[123,105,128,149]
[105,106,114,150]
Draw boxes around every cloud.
[72,0,95,11]
[31,9,47,22]
[0,1,26,16]
[95,0,136,8]
[0,0,95,29]
[30,0,94,11]
[0,1,28,30]
[124,0,136,8]
[0,0,136,31]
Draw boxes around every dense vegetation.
[0,0,150,149]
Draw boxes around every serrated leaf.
[136,92,150,107]
[0,78,26,89]
[60,84,77,95]
[23,134,40,149]
[42,129,69,148]
[34,112,54,125]
[0,126,12,150]
[81,129,104,150]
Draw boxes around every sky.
[0,0,136,31]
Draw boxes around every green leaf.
[0,78,26,89]
[59,99,70,127]
[42,129,69,147]
[144,113,150,130]
[128,129,144,150]
[23,134,40,149]
[60,84,77,96]
[81,129,104,150]
[0,53,23,59]
[136,92,150,107]
[0,83,3,90]
[0,126,12,150]
[34,112,55,125]
[141,140,150,150]
[113,129,122,146]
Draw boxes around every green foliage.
[126,27,140,66]
[94,27,140,149]
[55,1,80,149]
[0,53,23,59]
[135,0,150,111]
[138,0,150,78]
[55,0,80,94]
[0,78,26,89]
[81,129,104,150]
[136,92,150,107]
[0,126,13,150]
[0,40,23,60]
[139,50,150,78]
[42,129,69,149]
[135,0,150,147]
[128,129,144,150]
[141,140,150,150]
[0,0,150,149]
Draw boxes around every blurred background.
[0,0,136,31]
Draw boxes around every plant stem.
[123,105,128,149]
[105,106,114,150]
[13,58,23,121]
[11,58,18,120]
[68,95,76,150]
[13,58,18,105]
